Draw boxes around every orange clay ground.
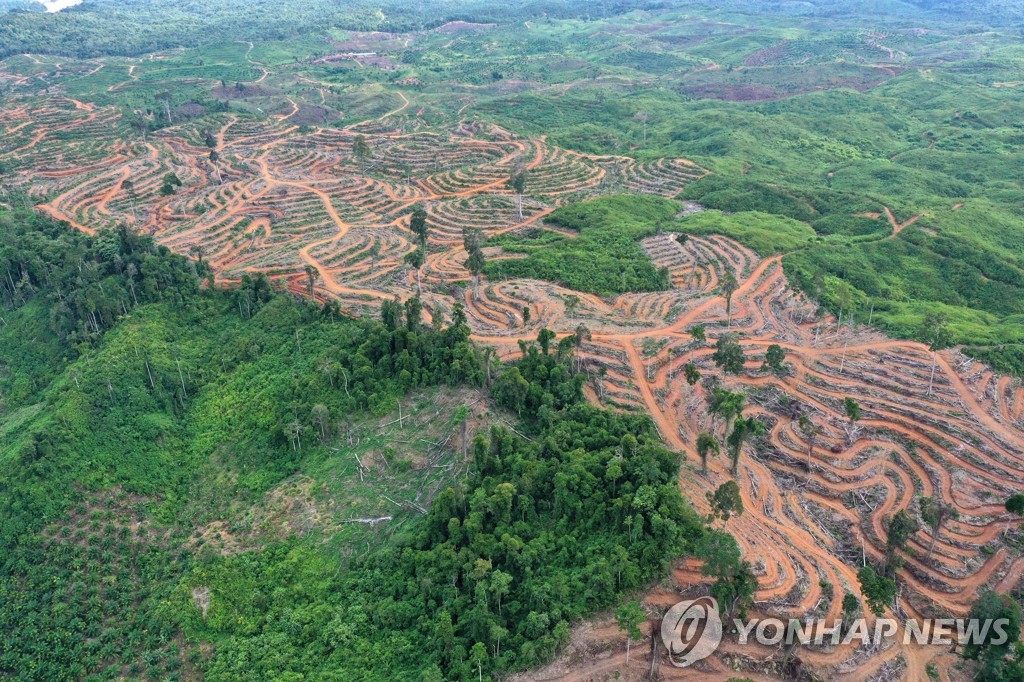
[4,85,1024,682]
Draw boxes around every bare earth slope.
[3,76,1023,681]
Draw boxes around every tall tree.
[155,90,174,125]
[409,204,429,243]
[405,244,425,296]
[462,226,483,254]
[708,480,743,525]
[919,496,958,563]
[921,312,953,396]
[463,226,485,297]
[614,600,645,667]
[719,269,739,327]
[564,294,580,318]
[727,415,764,476]
[798,414,820,473]
[696,431,719,474]
[708,388,745,439]
[353,134,372,165]
[304,264,319,297]
[698,531,755,619]
[841,592,860,635]
[404,296,422,332]
[761,344,787,375]
[469,642,487,682]
[209,149,223,184]
[857,565,896,617]
[712,333,745,376]
[689,324,706,345]
[537,328,556,355]
[573,323,591,372]
[465,247,485,297]
[508,168,527,220]
[311,404,329,442]
[381,296,403,330]
[883,509,920,577]
[128,114,151,142]
[684,362,701,387]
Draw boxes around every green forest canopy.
[0,208,710,680]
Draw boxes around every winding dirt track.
[3,73,1023,681]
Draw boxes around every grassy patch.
[486,194,678,295]
[671,209,817,255]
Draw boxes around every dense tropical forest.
[4,0,1024,679]
[0,208,729,679]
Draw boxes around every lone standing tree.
[405,244,425,296]
[720,270,739,327]
[712,333,746,376]
[304,264,319,297]
[798,414,820,474]
[921,312,953,396]
[883,509,919,577]
[727,415,764,476]
[844,397,862,445]
[463,226,485,297]
[353,134,372,166]
[409,204,429,243]
[708,480,744,526]
[696,431,719,474]
[508,168,527,220]
[209,149,223,184]
[919,496,958,563]
[709,387,745,440]
[465,245,485,297]
[121,178,138,221]
[615,599,645,668]
[761,343,787,375]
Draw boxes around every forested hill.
[3,0,1024,59]
[0,0,661,58]
[0,208,734,680]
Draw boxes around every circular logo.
[661,596,722,667]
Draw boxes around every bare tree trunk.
[926,528,939,563]
[648,625,659,680]
[928,354,937,396]
[176,359,188,398]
